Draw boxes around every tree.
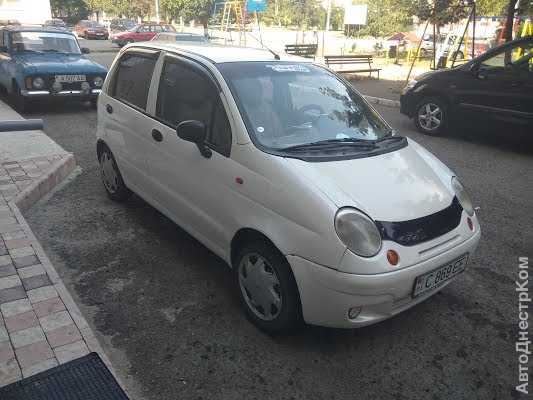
[160,0,214,31]
[50,0,88,18]
[349,0,413,38]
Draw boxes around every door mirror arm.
[176,120,212,159]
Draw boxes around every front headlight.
[451,176,474,216]
[401,79,417,95]
[93,76,104,87]
[335,208,382,257]
[33,77,45,89]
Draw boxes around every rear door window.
[110,52,157,111]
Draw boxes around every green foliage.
[160,0,215,27]
[347,0,413,38]
[50,0,88,18]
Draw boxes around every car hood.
[286,138,456,222]
[15,54,107,75]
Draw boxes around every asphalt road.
[12,52,533,400]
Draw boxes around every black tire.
[420,48,428,57]
[413,96,448,136]
[89,97,98,109]
[123,38,133,46]
[455,50,464,60]
[98,146,132,202]
[233,240,302,333]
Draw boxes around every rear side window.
[111,53,157,111]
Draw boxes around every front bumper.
[288,226,480,328]
[21,89,101,98]
[399,93,416,117]
[111,38,125,45]
[86,32,108,39]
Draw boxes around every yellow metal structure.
[220,0,247,46]
[516,19,532,60]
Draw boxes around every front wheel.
[123,39,133,46]
[413,97,448,136]
[99,146,132,201]
[234,240,302,333]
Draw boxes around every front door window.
[480,41,533,74]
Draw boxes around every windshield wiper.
[43,49,70,55]
[18,49,43,54]
[374,135,405,144]
[280,138,378,151]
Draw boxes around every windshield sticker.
[266,64,310,73]
[257,126,265,133]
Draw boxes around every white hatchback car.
[96,43,481,332]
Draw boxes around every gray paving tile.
[12,255,39,269]
[0,264,16,279]
[0,286,26,304]
[21,274,52,291]
[10,326,46,349]
[0,246,7,256]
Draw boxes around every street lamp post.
[155,0,160,23]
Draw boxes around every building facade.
[0,0,52,25]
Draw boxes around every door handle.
[151,129,163,142]
[106,104,113,114]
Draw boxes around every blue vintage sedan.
[0,25,107,111]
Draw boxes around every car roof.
[128,42,309,64]
[1,25,74,34]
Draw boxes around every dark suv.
[400,35,533,135]
[109,19,136,34]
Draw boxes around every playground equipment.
[211,0,267,46]
[212,1,247,46]
[406,3,476,83]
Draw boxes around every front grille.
[375,197,463,247]
[30,75,101,90]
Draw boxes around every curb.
[6,159,127,392]
[363,95,401,108]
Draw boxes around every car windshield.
[11,31,81,54]
[218,62,392,151]
[127,24,140,32]
[161,25,175,32]
[85,22,102,28]
[123,20,136,29]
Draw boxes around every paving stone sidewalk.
[0,156,104,387]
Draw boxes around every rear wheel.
[123,38,133,45]
[98,146,132,201]
[413,97,448,136]
[455,50,464,60]
[234,240,302,333]
[420,48,428,57]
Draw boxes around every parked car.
[110,23,175,47]
[400,35,533,136]
[0,25,107,111]
[151,32,211,43]
[96,42,481,332]
[0,19,20,26]
[74,20,109,39]
[110,18,137,34]
[44,19,69,31]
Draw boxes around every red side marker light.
[387,250,399,266]
[467,217,473,231]
[235,177,244,185]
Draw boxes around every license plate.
[412,254,469,298]
[55,75,86,83]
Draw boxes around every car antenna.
[247,32,280,60]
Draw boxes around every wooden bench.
[284,44,318,60]
[324,54,382,79]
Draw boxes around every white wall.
[0,0,52,25]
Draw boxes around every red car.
[110,23,175,47]
[74,20,109,39]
